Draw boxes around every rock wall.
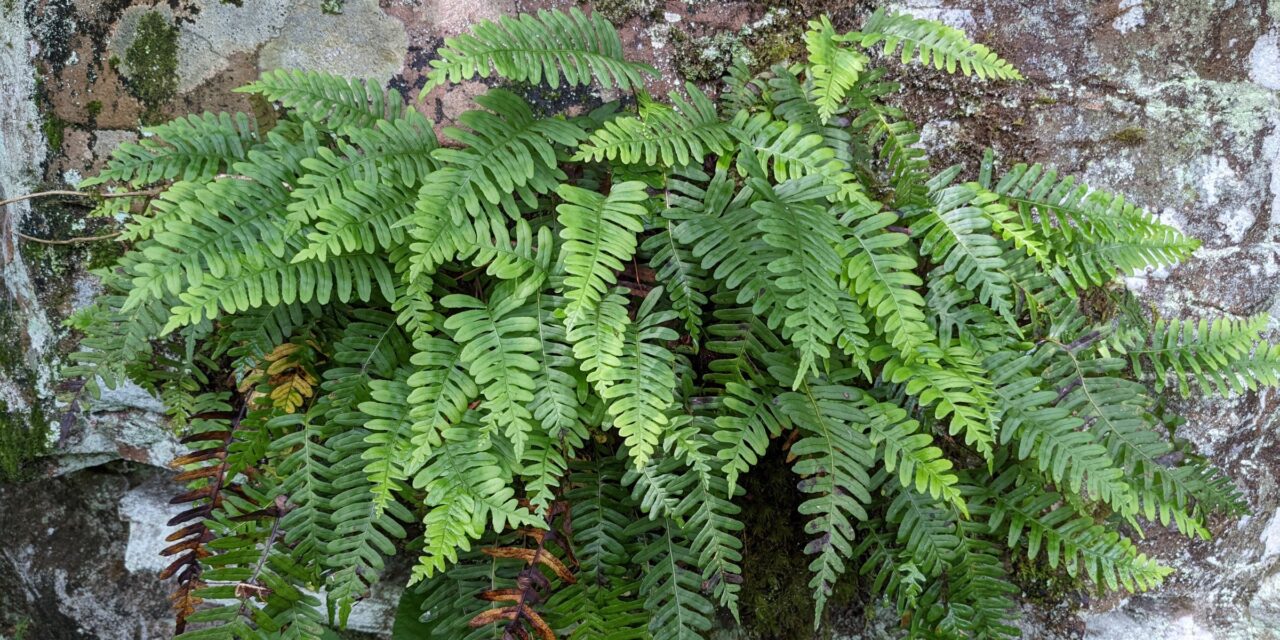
[0,0,1277,638]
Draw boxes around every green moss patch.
[123,11,179,124]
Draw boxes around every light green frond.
[602,290,680,468]
[557,180,650,329]
[422,7,656,95]
[442,290,541,458]
[576,83,732,166]
[917,184,1014,321]
[1108,313,1280,397]
[840,205,935,360]
[805,16,869,122]
[405,335,478,474]
[410,425,540,582]
[239,69,405,131]
[82,111,258,187]
[856,9,1022,80]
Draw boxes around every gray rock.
[258,0,409,86]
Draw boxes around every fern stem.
[15,229,122,245]
[0,187,157,208]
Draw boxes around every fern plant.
[69,6,1272,639]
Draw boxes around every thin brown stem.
[0,188,157,209]
[15,230,121,245]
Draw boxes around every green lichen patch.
[593,0,658,24]
[19,196,119,318]
[1109,126,1148,145]
[122,11,179,124]
[671,29,755,83]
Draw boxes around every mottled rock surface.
[1,0,1278,638]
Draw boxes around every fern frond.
[781,380,876,623]
[324,412,412,624]
[634,517,715,640]
[288,109,438,232]
[861,394,964,509]
[856,9,1022,80]
[840,205,935,359]
[882,345,996,457]
[988,350,1136,514]
[82,112,257,187]
[576,84,732,166]
[442,289,541,458]
[987,162,1198,289]
[917,184,1014,320]
[1110,314,1280,396]
[557,180,650,328]
[238,69,405,131]
[982,468,1172,592]
[422,7,656,94]
[410,424,540,582]
[753,180,858,386]
[602,290,680,468]
[644,172,711,346]
[405,335,478,473]
[805,16,869,122]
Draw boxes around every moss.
[40,112,66,154]
[1109,126,1148,145]
[593,0,658,23]
[0,283,49,484]
[0,617,33,640]
[1011,553,1085,610]
[123,11,179,125]
[85,100,103,120]
[732,446,858,639]
[0,400,49,483]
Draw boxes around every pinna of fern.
[65,6,1273,640]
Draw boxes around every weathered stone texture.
[1,0,1278,638]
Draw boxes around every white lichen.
[1112,0,1146,34]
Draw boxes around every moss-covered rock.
[121,11,178,124]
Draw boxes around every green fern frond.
[82,111,258,187]
[576,84,732,166]
[643,171,712,346]
[856,9,1022,80]
[781,380,876,623]
[917,184,1015,321]
[557,180,649,329]
[1108,314,1280,396]
[441,289,541,457]
[982,468,1172,591]
[238,69,405,131]
[422,7,656,95]
[634,517,715,640]
[840,205,935,360]
[410,424,540,582]
[805,16,869,122]
[602,290,680,468]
